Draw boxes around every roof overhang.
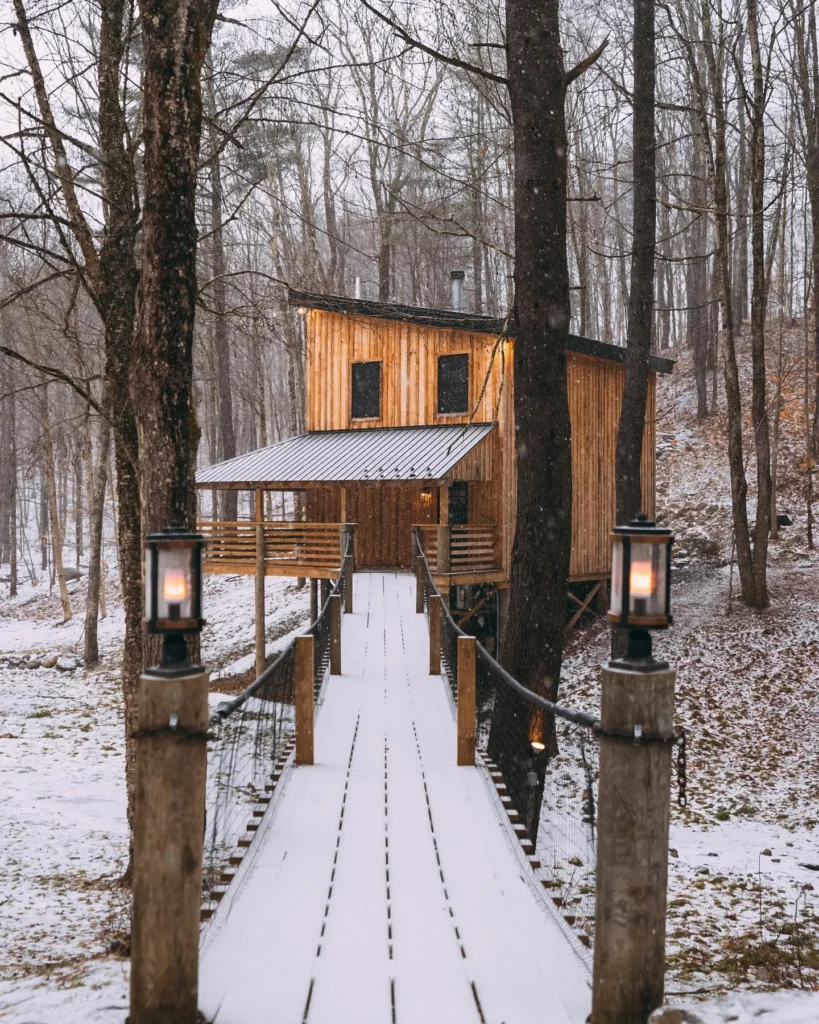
[196,423,496,490]
[288,288,675,375]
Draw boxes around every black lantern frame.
[607,514,673,673]
[143,524,205,677]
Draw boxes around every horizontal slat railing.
[198,521,344,573]
[413,523,500,574]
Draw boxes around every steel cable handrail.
[413,530,599,731]
[210,531,354,725]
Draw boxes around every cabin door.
[349,485,434,569]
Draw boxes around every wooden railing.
[414,524,500,575]
[198,521,348,577]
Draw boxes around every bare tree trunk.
[85,419,112,665]
[133,0,219,545]
[491,0,573,845]
[205,75,237,521]
[41,385,72,622]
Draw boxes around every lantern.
[420,487,434,507]
[144,524,205,675]
[607,514,673,671]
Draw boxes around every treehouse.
[196,288,673,646]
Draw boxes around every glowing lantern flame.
[163,567,188,603]
[630,560,654,598]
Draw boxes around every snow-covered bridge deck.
[199,573,589,1024]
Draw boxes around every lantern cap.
[144,522,204,545]
[611,513,672,537]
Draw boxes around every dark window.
[449,482,469,525]
[437,353,469,414]
[351,361,381,419]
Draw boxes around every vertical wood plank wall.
[304,309,657,581]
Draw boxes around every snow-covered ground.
[3,334,819,1021]
[0,565,308,1021]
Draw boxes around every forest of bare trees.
[1,0,817,688]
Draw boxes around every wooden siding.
[305,309,657,581]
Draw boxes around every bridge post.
[130,670,209,1024]
[330,593,342,674]
[255,494,266,678]
[456,636,476,766]
[428,594,441,675]
[343,526,354,614]
[591,664,676,1024]
[295,635,314,765]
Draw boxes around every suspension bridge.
[197,548,601,1023]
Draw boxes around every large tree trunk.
[612,0,656,658]
[490,0,573,845]
[616,0,656,527]
[133,0,218,537]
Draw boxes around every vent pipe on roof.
[450,270,465,312]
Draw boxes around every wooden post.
[294,635,314,766]
[591,664,676,1024]
[309,578,318,624]
[130,670,209,1024]
[429,594,441,675]
[415,560,424,613]
[330,593,342,675]
[456,636,476,766]
[343,526,354,614]
[320,577,331,609]
[339,486,348,525]
[255,489,265,678]
[437,524,451,574]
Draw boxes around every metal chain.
[676,730,687,808]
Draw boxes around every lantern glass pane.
[157,547,194,622]
[144,548,155,620]
[628,541,667,619]
[609,538,624,616]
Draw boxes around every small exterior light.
[296,306,307,316]
[144,524,205,676]
[420,487,433,506]
[607,514,673,671]
[530,740,546,753]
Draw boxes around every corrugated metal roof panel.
[196,423,496,487]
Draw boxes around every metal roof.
[288,288,675,375]
[196,423,496,489]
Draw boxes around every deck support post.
[330,593,342,674]
[130,670,208,1024]
[342,526,354,614]
[320,578,331,609]
[428,594,442,675]
[456,636,476,766]
[591,663,676,1024]
[415,560,424,613]
[436,524,451,574]
[309,578,318,624]
[294,635,314,765]
[255,524,265,678]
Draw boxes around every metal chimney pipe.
[450,270,465,312]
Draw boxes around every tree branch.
[565,37,609,85]
[359,0,509,85]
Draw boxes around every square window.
[437,354,469,414]
[351,361,381,419]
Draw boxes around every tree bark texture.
[133,0,219,543]
[40,385,72,622]
[84,420,112,666]
[615,0,656,528]
[490,0,573,844]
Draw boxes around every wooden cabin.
[197,289,672,644]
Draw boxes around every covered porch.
[195,424,506,670]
